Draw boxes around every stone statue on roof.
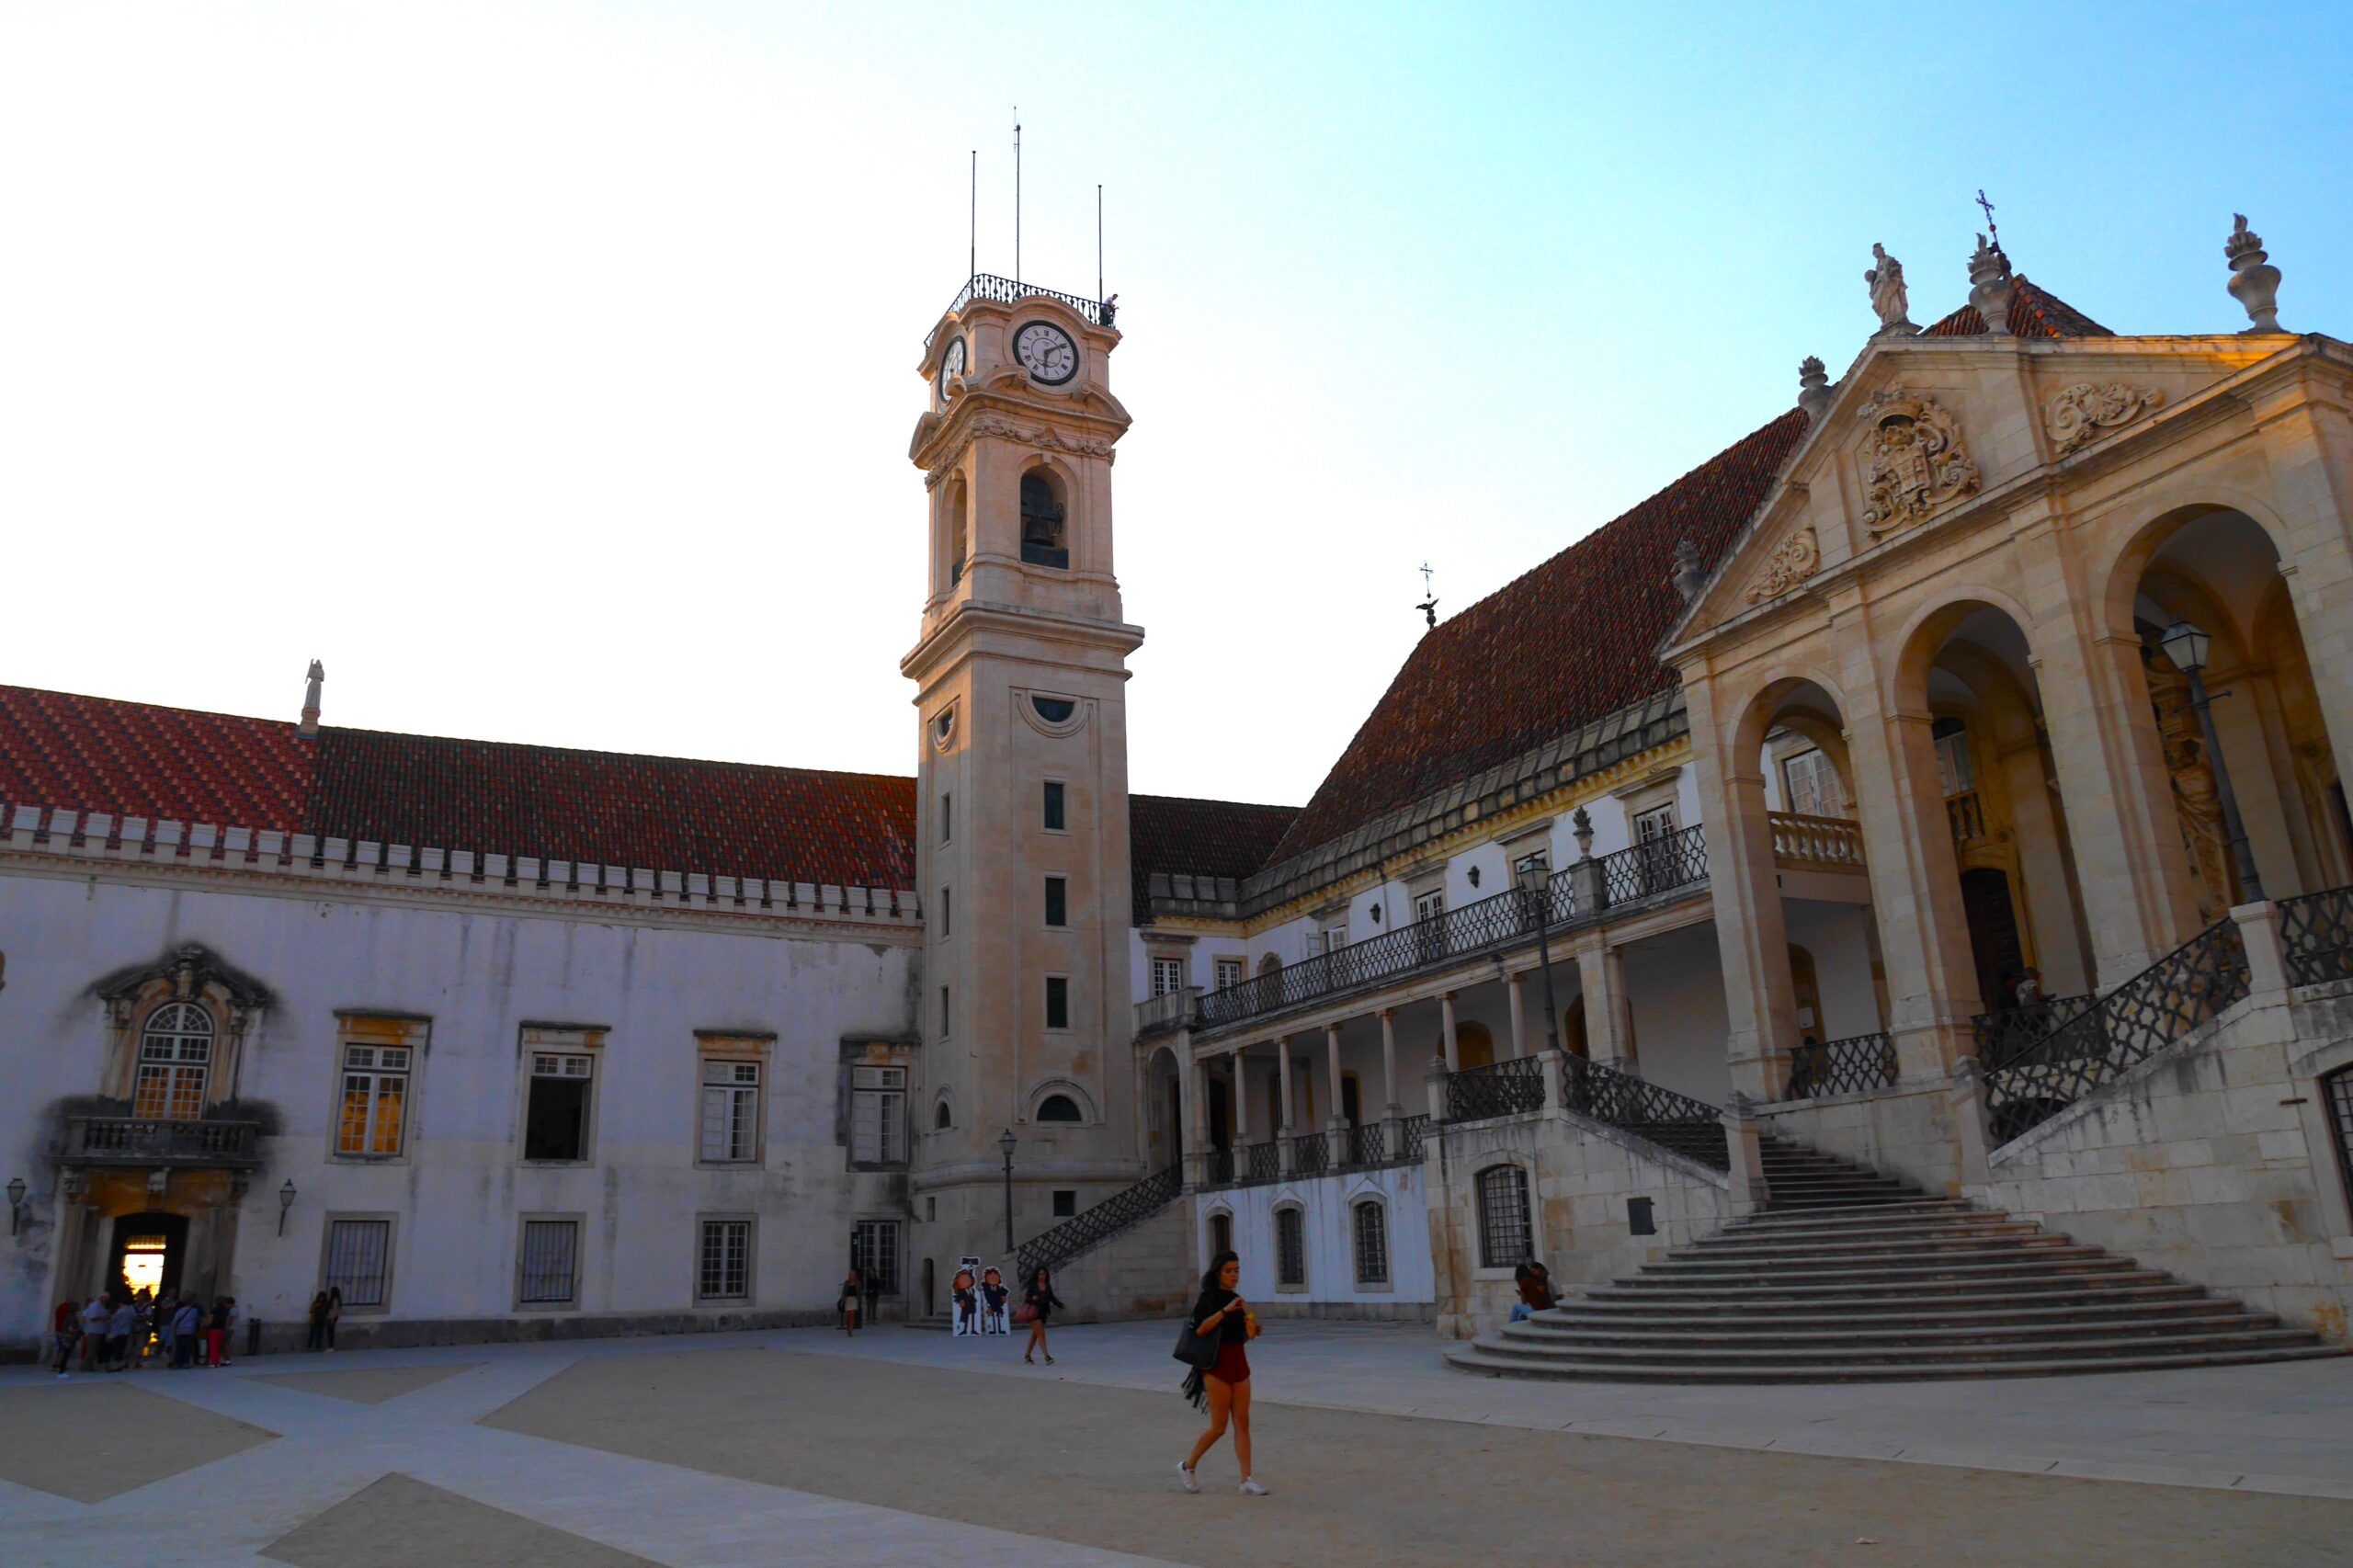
[1866,244,1915,335]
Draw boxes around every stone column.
[1506,972,1529,1059]
[1690,673,1798,1102]
[1379,1008,1401,1121]
[1997,735,2093,996]
[1230,1045,1250,1152]
[1574,937,1635,1069]
[2235,899,2291,998]
[1324,1022,1349,1165]
[1722,1093,1771,1216]
[1182,1040,1211,1188]
[1439,992,1461,1074]
[1277,1039,1297,1172]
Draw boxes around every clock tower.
[903,280,1142,1298]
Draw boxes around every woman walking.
[1020,1266,1063,1365]
[837,1267,864,1335]
[1178,1250,1267,1496]
[306,1290,331,1352]
[324,1286,343,1351]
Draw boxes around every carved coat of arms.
[1859,388,1979,536]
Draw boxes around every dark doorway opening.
[108,1210,188,1305]
[1960,867,2026,1012]
[1208,1077,1231,1150]
[1165,1075,1184,1163]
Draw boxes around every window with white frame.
[1275,1205,1307,1289]
[1780,746,1847,818]
[1633,803,1677,843]
[337,1044,410,1157]
[850,1065,907,1164]
[524,1052,594,1161]
[1414,889,1446,923]
[1323,925,1348,954]
[1213,958,1245,991]
[1476,1165,1532,1268]
[1151,957,1186,996]
[852,1219,901,1294]
[698,1218,752,1301]
[324,1217,393,1307]
[699,1059,761,1164]
[517,1219,579,1305]
[1352,1199,1390,1286]
[134,1002,213,1120]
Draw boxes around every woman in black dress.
[1021,1266,1063,1364]
[1178,1250,1267,1495]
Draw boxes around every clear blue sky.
[2,2,2347,808]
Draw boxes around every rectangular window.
[1476,1165,1533,1269]
[337,1045,411,1157]
[851,1220,901,1295]
[1633,804,1677,843]
[938,984,951,1037]
[940,791,952,843]
[1932,717,1976,797]
[1414,889,1446,923]
[850,1065,907,1164]
[1213,958,1244,990]
[1353,1200,1390,1286]
[324,1218,392,1308]
[1275,1206,1307,1289]
[517,1219,579,1305]
[940,887,951,937]
[699,1059,761,1164]
[1042,779,1066,831]
[524,1052,593,1161]
[1150,957,1186,997]
[1323,925,1348,953]
[134,1012,212,1121]
[1781,747,1846,818]
[698,1219,752,1301]
[1044,876,1067,927]
[1045,975,1070,1029]
[1052,1189,1077,1217]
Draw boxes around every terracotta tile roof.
[0,684,917,890]
[1924,275,2111,339]
[1264,409,1812,870]
[1130,793,1299,923]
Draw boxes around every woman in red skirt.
[1178,1250,1267,1496]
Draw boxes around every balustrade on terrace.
[65,1117,262,1168]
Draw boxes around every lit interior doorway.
[108,1211,188,1303]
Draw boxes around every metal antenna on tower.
[1415,562,1439,631]
[1014,110,1022,283]
[1097,183,1103,301]
[969,149,977,280]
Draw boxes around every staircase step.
[1672,1230,2061,1261]
[1498,1309,2280,1351]
[1583,1273,2188,1308]
[1553,1286,2216,1324]
[1467,1324,2323,1365]
[1441,1341,2347,1384]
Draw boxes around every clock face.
[938,336,966,399]
[1013,322,1078,384]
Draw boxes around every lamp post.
[277,1179,297,1237]
[2160,619,2264,903]
[1517,856,1564,1056]
[6,1177,26,1237]
[998,1129,1017,1256]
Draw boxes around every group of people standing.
[52,1289,237,1375]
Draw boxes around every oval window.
[933,708,956,744]
[1031,696,1076,723]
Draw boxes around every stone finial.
[2225,214,2283,332]
[1865,243,1915,336]
[299,659,324,737]
[1671,538,1707,604]
[1571,805,1595,859]
[1967,233,2013,336]
[1797,356,1836,423]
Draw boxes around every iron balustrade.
[1398,1113,1431,1161]
[1346,1121,1386,1166]
[1290,1130,1330,1175]
[1768,812,1865,868]
[1972,994,2097,1073]
[1206,1147,1236,1185]
[67,1117,261,1167]
[1984,916,2251,1143]
[1443,1055,1549,1122]
[1783,1032,1898,1098]
[1245,1141,1282,1182]
[1206,1120,1423,1188]
[1014,1162,1181,1283]
[2282,886,2353,988]
[1559,1056,1731,1170]
[925,275,1108,347]
[1600,825,1711,906]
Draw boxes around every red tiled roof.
[1924,275,2110,339]
[1264,410,1812,870]
[0,685,312,830]
[1130,793,1299,922]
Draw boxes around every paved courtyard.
[5,1320,2352,1565]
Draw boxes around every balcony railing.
[1346,1121,1386,1166]
[1768,812,1865,869]
[1195,826,1711,1034]
[66,1117,262,1167]
[1783,1031,1898,1098]
[1443,1055,1548,1122]
[1560,1056,1730,1170]
[1972,994,2097,1073]
[1201,1115,1429,1189]
[1244,1141,1281,1182]
[1947,790,1989,846]
[1289,1130,1330,1176]
[1134,985,1201,1038]
[2282,886,2353,988]
[925,274,1109,347]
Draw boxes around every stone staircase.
[1447,1133,2343,1383]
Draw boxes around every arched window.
[1019,471,1068,569]
[1036,1094,1083,1123]
[946,479,970,587]
[1274,1204,1307,1289]
[934,1098,953,1131]
[1474,1165,1531,1269]
[1351,1199,1389,1287]
[135,1002,214,1120]
[1209,1211,1233,1257]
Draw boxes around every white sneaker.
[1239,1478,1269,1496]
[1177,1463,1199,1494]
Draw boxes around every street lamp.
[277,1179,297,1237]
[998,1129,1017,1256]
[2159,618,2265,903]
[6,1177,26,1237]
[1516,856,1565,1056]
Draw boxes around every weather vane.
[1415,562,1438,631]
[1975,188,1999,247]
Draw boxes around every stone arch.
[2093,489,2302,643]
[1025,1078,1095,1124]
[1017,457,1076,569]
[931,1087,955,1131]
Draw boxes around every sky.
[3,2,2348,811]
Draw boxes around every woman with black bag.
[1176,1250,1267,1496]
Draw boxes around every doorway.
[921,1256,935,1319]
[1960,867,2026,1011]
[108,1211,188,1304]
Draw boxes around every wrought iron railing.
[2282,887,2353,988]
[1015,1161,1181,1282]
[1600,825,1711,905]
[1206,1146,1236,1185]
[925,275,1108,347]
[1559,1056,1730,1170]
[66,1117,261,1166]
[1346,1121,1386,1167]
[1245,1141,1281,1182]
[1208,1119,1426,1187]
[1398,1113,1430,1160]
[1972,994,2097,1072]
[1443,1055,1548,1122]
[1288,1129,1330,1175]
[1984,916,2251,1143]
[1783,1031,1898,1098]
[1768,811,1865,868]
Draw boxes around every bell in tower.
[1019,472,1068,568]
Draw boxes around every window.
[940,887,951,937]
[852,1220,900,1294]
[699,1059,761,1164]
[1633,803,1677,843]
[1781,747,1847,818]
[1052,1189,1077,1217]
[850,1065,907,1164]
[1932,716,1976,797]
[524,1052,594,1161]
[1275,1206,1307,1289]
[1214,958,1245,991]
[1042,779,1066,830]
[1019,472,1067,568]
[1322,926,1348,954]
[1151,957,1186,997]
[934,1098,952,1131]
[1353,1199,1390,1286]
[337,1044,410,1156]
[324,1218,392,1308]
[1414,889,1446,924]
[1036,1094,1083,1122]
[134,1002,212,1120]
[939,984,951,1038]
[698,1219,752,1301]
[940,792,952,843]
[517,1219,579,1306]
[2325,1068,2353,1212]
[1210,1212,1233,1256]
[1044,876,1067,927]
[1476,1165,1532,1269]
[1046,976,1071,1029]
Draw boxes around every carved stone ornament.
[1745,527,1820,605]
[969,415,1115,460]
[1859,387,1979,536]
[2045,382,2165,454]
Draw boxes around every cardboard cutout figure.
[951,1260,980,1336]
[981,1267,1010,1334]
